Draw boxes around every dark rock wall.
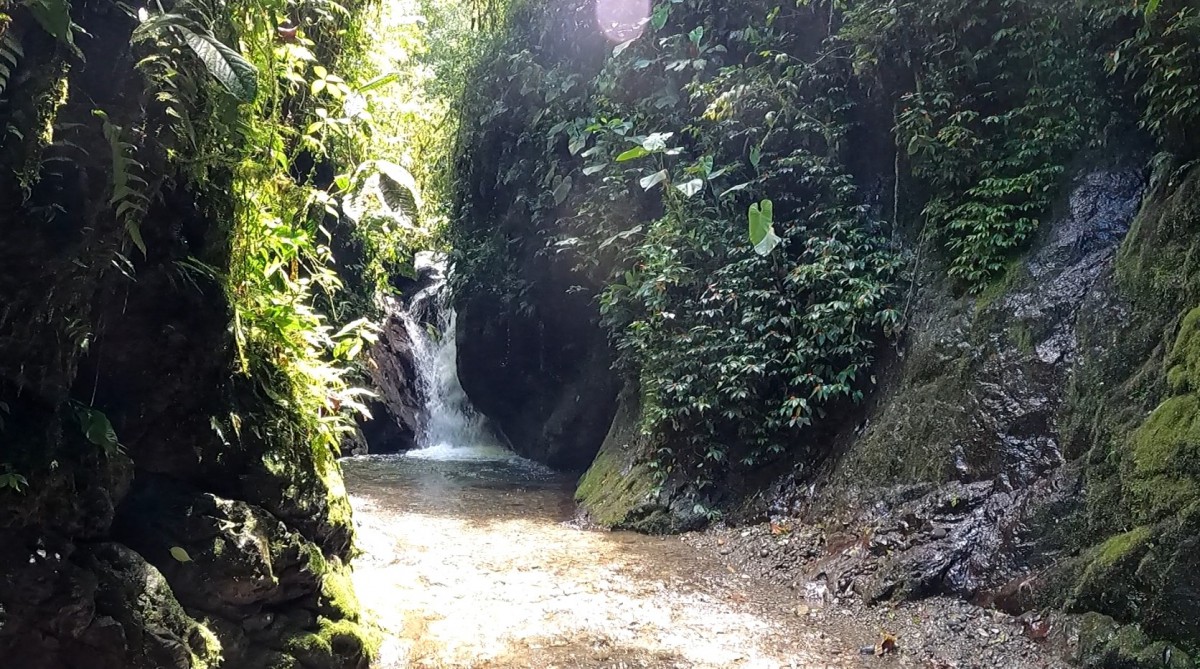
[0,4,368,669]
[456,269,620,471]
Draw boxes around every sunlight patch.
[595,0,650,42]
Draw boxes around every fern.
[0,25,21,98]
[94,110,151,255]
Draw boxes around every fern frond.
[94,109,151,255]
[0,28,23,98]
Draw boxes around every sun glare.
[595,0,651,42]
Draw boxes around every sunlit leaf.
[640,170,669,190]
[676,178,704,198]
[176,28,258,102]
[748,199,780,256]
[616,146,650,162]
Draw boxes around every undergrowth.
[448,0,1200,490]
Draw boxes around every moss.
[1068,525,1154,620]
[575,441,657,528]
[317,559,360,621]
[188,621,224,669]
[1116,164,1200,308]
[1164,307,1200,393]
[283,630,334,667]
[1009,321,1035,355]
[1077,612,1193,669]
[1125,392,1200,525]
[974,258,1029,313]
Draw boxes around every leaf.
[750,145,762,170]
[613,37,637,57]
[24,0,74,44]
[651,2,669,30]
[553,176,573,204]
[720,182,751,198]
[675,178,704,198]
[1145,0,1160,18]
[568,136,586,155]
[178,27,258,102]
[374,159,424,210]
[582,164,606,176]
[169,546,193,563]
[640,170,669,190]
[357,72,399,92]
[641,132,673,151]
[616,146,650,162]
[748,199,780,256]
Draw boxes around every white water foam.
[394,253,514,462]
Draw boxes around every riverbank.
[343,453,1067,668]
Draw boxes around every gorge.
[2,0,1200,667]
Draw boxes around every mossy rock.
[317,559,361,622]
[1076,613,1192,669]
[575,389,659,528]
[1067,526,1153,618]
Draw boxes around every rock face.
[455,253,620,471]
[573,156,1200,659]
[0,8,369,669]
[359,262,440,455]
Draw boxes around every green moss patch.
[575,441,657,528]
[317,559,361,622]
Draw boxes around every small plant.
[0,464,26,493]
[69,401,124,457]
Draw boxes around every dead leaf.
[875,632,898,656]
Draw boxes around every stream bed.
[342,449,856,669]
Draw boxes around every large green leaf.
[375,159,423,208]
[22,0,73,44]
[748,199,780,256]
[179,27,258,102]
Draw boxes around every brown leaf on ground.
[875,632,898,656]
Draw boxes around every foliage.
[842,0,1107,285]
[448,0,1200,490]
[449,0,902,485]
[69,401,125,457]
[1109,0,1200,153]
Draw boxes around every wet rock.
[361,302,422,454]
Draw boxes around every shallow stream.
[342,448,851,668]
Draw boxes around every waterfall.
[394,253,511,460]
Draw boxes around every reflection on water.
[342,450,847,669]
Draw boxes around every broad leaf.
[640,170,669,190]
[616,146,650,162]
[641,132,673,151]
[553,176,573,204]
[374,159,424,210]
[676,178,704,198]
[748,199,780,256]
[169,546,194,563]
[179,27,259,102]
[24,0,74,44]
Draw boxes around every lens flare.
[595,0,651,42]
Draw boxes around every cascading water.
[394,253,511,460]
